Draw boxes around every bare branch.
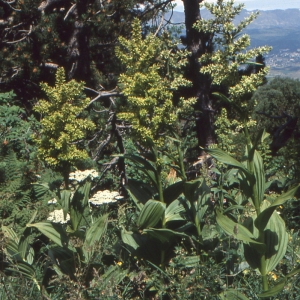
[84,86,122,106]
[154,13,165,36]
[5,25,32,44]
[64,3,76,21]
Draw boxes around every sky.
[174,0,300,11]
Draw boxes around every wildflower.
[89,190,124,206]
[47,198,57,205]
[116,261,123,266]
[69,169,99,182]
[269,272,278,281]
[47,209,70,224]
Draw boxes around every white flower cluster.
[69,169,99,182]
[47,198,58,205]
[89,190,124,206]
[47,209,70,224]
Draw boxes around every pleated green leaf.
[27,222,76,252]
[255,184,299,232]
[70,180,91,231]
[137,200,165,229]
[143,228,189,243]
[18,227,32,262]
[124,154,158,187]
[84,214,108,248]
[163,181,184,205]
[164,199,186,224]
[126,179,155,210]
[260,201,288,273]
[253,150,265,205]
[216,210,265,253]
[205,147,251,177]
[121,227,140,250]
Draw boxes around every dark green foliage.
[252,77,300,181]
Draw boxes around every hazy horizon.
[174,0,300,12]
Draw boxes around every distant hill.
[165,9,300,78]
[165,8,300,29]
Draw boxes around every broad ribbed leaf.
[244,201,289,273]
[205,147,252,178]
[18,228,32,262]
[253,150,265,205]
[259,201,288,273]
[164,199,186,224]
[124,154,158,187]
[2,225,19,243]
[70,180,91,231]
[265,212,288,273]
[83,214,108,261]
[255,184,299,231]
[126,179,155,210]
[184,179,202,202]
[202,224,218,241]
[121,228,140,250]
[84,214,108,248]
[6,261,37,282]
[219,289,249,300]
[137,200,165,229]
[27,222,76,252]
[163,181,184,205]
[216,210,265,253]
[143,228,188,243]
[60,189,71,219]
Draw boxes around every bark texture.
[183,0,216,149]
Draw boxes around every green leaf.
[124,154,158,187]
[163,181,184,205]
[6,261,39,289]
[137,200,165,229]
[84,214,108,248]
[143,228,189,243]
[126,179,155,210]
[70,180,91,231]
[253,150,265,205]
[83,214,108,261]
[255,185,299,232]
[258,265,300,297]
[258,279,286,298]
[212,92,243,115]
[18,227,32,262]
[219,289,249,300]
[202,224,219,241]
[60,189,71,219]
[205,147,252,179]
[27,222,76,252]
[216,210,265,253]
[164,199,186,224]
[260,201,288,273]
[121,228,140,250]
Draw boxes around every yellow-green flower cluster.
[33,68,95,167]
[194,0,271,112]
[116,18,194,146]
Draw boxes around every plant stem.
[177,144,187,182]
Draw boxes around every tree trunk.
[183,0,216,149]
